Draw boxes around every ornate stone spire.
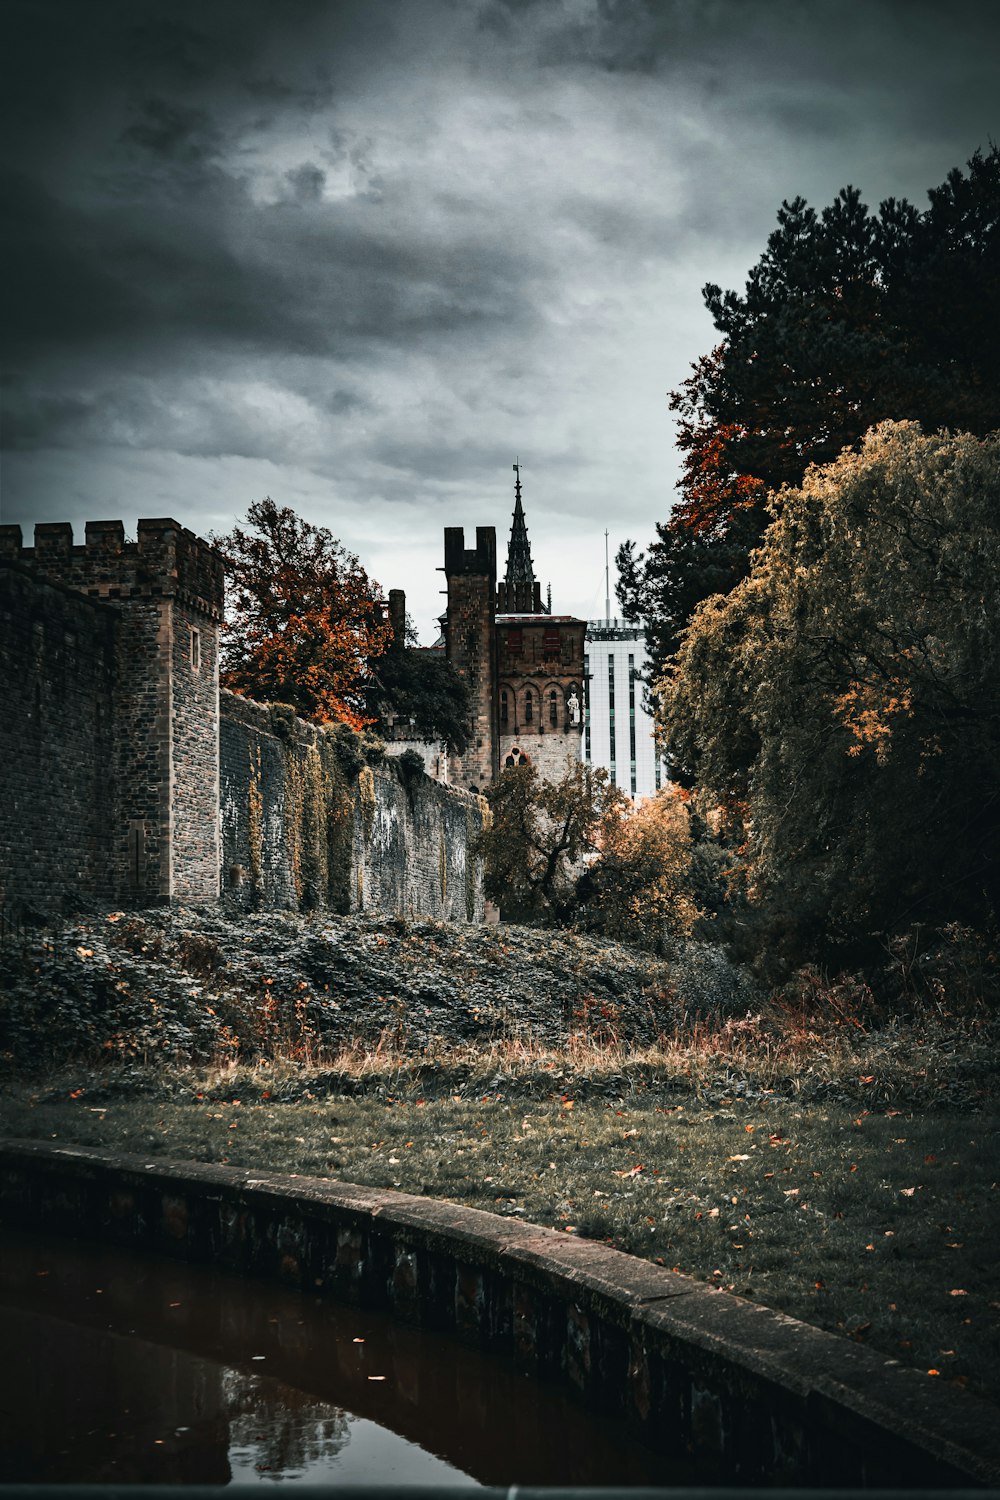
[505,460,536,587]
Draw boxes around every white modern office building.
[582,618,667,799]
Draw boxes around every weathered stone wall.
[1,518,482,923]
[170,600,221,903]
[500,734,582,783]
[0,565,116,914]
[220,691,485,921]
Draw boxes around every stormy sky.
[2,0,996,636]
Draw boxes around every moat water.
[0,1229,680,1487]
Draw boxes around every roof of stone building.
[497,612,584,624]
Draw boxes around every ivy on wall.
[228,696,486,921]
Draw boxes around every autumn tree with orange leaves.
[217,498,391,729]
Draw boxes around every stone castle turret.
[442,525,499,792]
[0,518,224,909]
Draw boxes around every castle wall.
[220,692,485,922]
[500,733,582,782]
[170,600,221,902]
[112,599,173,901]
[0,565,116,915]
[1,517,484,925]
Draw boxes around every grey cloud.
[121,98,222,161]
[284,162,327,202]
[3,0,997,587]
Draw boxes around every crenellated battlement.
[443,525,496,580]
[0,517,225,621]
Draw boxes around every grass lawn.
[3,1046,997,1408]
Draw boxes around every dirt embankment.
[0,906,761,1076]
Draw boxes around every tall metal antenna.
[604,529,610,625]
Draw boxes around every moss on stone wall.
[243,706,366,915]
[358,765,376,844]
[319,730,355,915]
[247,745,264,902]
[222,692,485,921]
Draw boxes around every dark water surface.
[0,1230,680,1487]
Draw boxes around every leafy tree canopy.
[216,498,391,729]
[479,759,626,923]
[659,421,1000,971]
[577,786,700,950]
[369,645,472,754]
[619,146,1000,680]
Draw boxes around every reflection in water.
[0,1230,676,1487]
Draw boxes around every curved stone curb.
[0,1139,997,1487]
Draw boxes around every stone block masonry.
[444,526,498,794]
[1,517,482,923]
[0,518,224,909]
[0,566,116,915]
[220,691,485,921]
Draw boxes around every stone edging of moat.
[0,1138,996,1487]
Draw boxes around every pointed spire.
[505,460,536,587]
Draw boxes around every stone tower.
[443,525,498,792]
[493,467,585,779]
[0,517,224,909]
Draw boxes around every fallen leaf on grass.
[949,1289,968,1296]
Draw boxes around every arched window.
[524,689,534,724]
[500,689,509,726]
[549,689,558,726]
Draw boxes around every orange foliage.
[218,498,391,727]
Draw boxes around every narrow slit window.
[190,627,201,671]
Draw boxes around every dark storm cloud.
[3,0,997,631]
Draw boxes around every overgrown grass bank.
[1,908,997,1407]
[3,1043,997,1408]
